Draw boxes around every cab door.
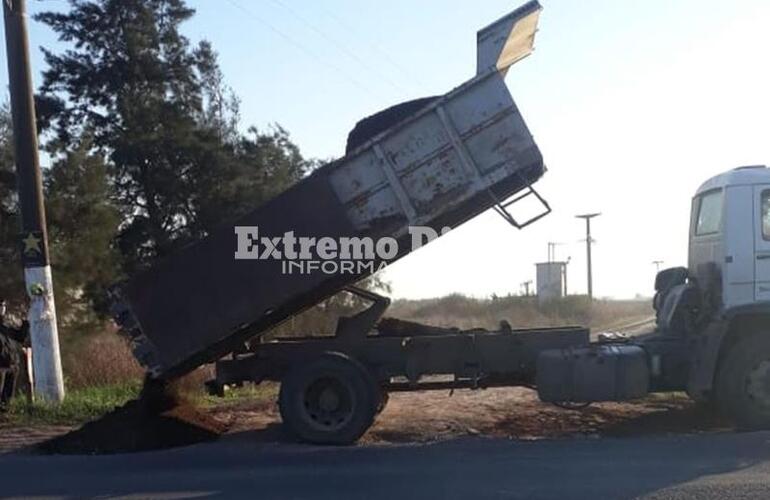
[754,186,770,301]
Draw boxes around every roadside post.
[3,0,65,402]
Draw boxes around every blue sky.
[2,0,769,299]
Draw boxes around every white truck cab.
[690,165,770,309]
[648,165,770,429]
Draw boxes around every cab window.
[694,190,723,236]
[762,190,770,240]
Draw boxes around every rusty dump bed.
[111,1,547,379]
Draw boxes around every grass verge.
[197,382,278,409]
[3,380,141,426]
[1,379,278,428]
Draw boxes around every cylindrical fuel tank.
[536,344,649,403]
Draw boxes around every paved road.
[2,430,770,499]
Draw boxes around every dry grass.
[387,294,651,332]
[62,328,144,389]
[57,295,651,391]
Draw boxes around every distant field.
[387,294,652,332]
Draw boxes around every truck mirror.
[654,267,688,292]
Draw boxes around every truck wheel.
[279,352,377,445]
[715,334,770,430]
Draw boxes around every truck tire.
[279,352,377,445]
[715,334,770,430]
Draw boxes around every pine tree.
[0,105,25,312]
[40,0,212,269]
[45,136,121,333]
[0,100,122,333]
[37,0,308,275]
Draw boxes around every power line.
[223,0,381,100]
[268,0,410,95]
[314,4,424,88]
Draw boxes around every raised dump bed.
[111,1,548,379]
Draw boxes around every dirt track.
[1,385,730,454]
[0,423,73,453]
[205,383,730,447]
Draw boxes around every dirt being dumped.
[40,379,227,455]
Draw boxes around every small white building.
[536,261,568,302]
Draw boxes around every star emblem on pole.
[22,232,41,254]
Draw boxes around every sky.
[1,0,769,300]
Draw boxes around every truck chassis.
[208,287,593,444]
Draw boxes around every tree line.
[0,0,311,337]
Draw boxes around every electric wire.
[267,0,409,95]
[223,0,382,100]
[314,2,424,87]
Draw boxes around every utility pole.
[652,260,664,273]
[576,213,601,301]
[563,256,571,296]
[3,0,65,402]
[521,280,532,297]
[547,242,563,263]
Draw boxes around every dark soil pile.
[39,379,227,454]
[345,96,438,154]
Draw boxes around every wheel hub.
[319,387,341,412]
[302,376,354,431]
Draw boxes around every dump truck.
[111,2,770,444]
[111,1,554,383]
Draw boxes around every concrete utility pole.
[521,280,532,297]
[576,213,601,301]
[3,0,65,402]
[652,260,664,273]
